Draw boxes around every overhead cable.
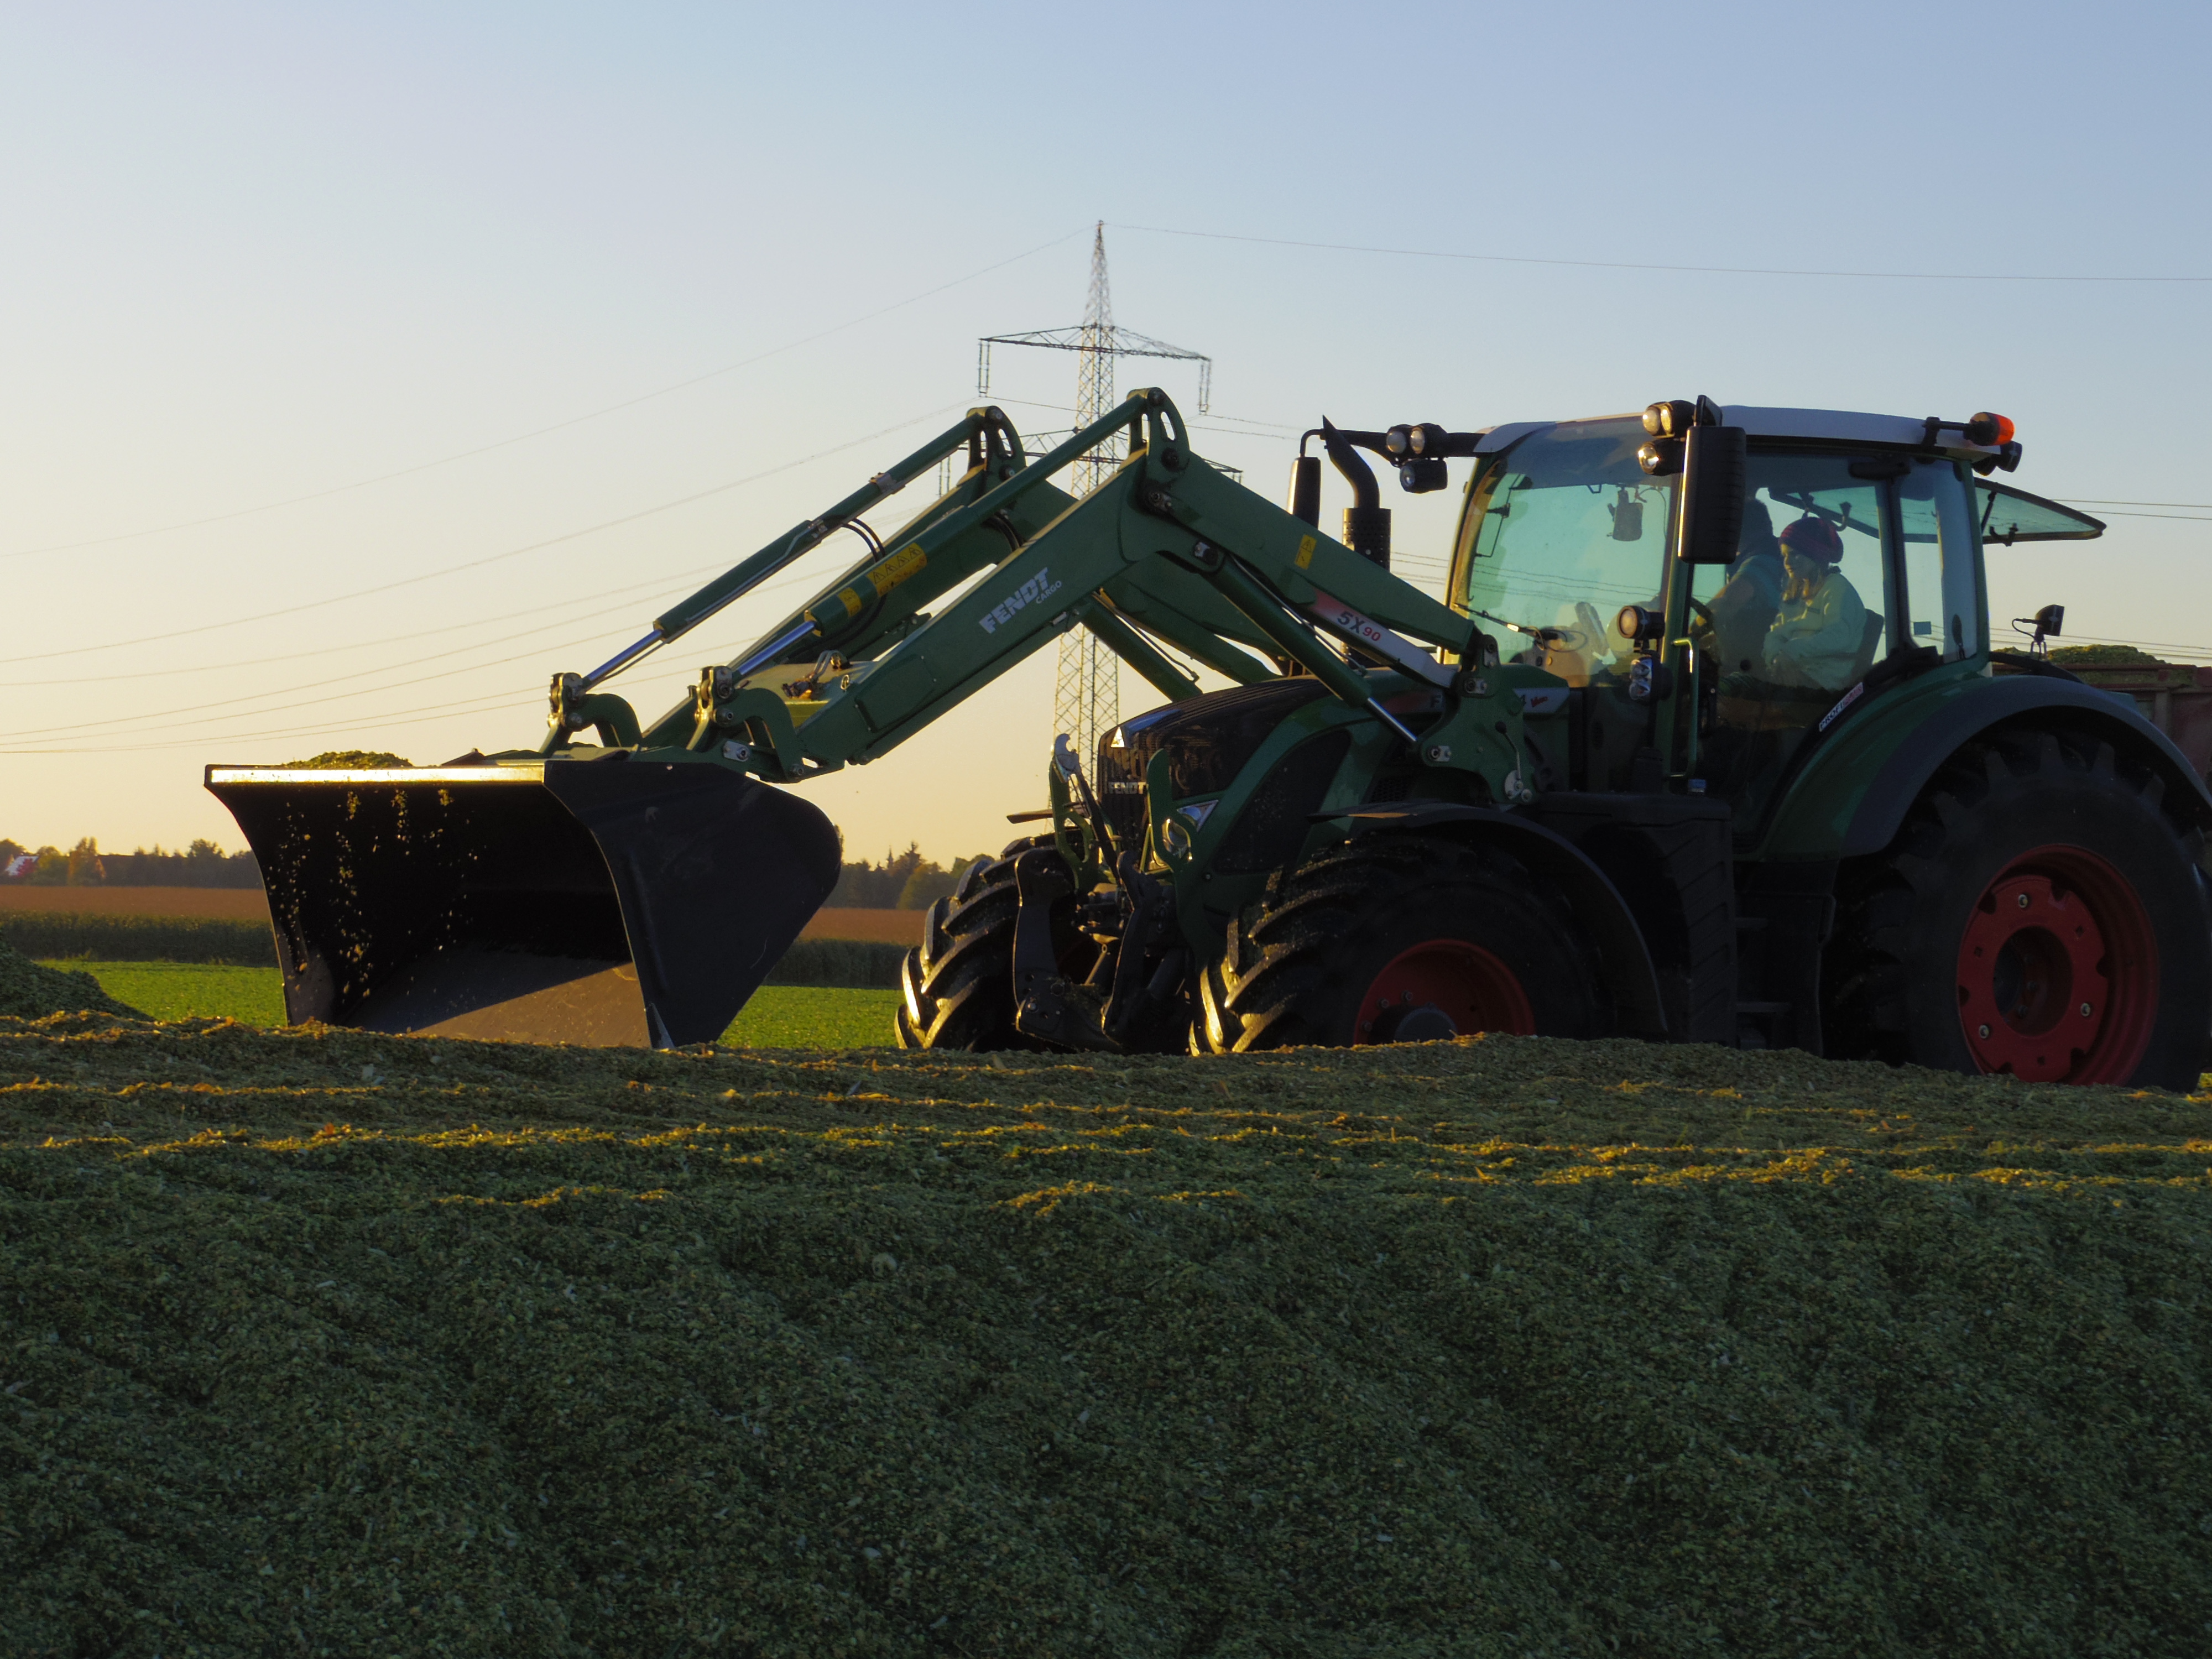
[0,229,1086,562]
[2061,498,2212,509]
[0,572,697,687]
[0,687,534,757]
[6,405,963,665]
[1110,223,2212,284]
[11,557,838,742]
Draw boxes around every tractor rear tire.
[1826,727,2211,1090]
[1191,832,1611,1053]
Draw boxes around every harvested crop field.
[0,888,270,921]
[801,909,925,945]
[0,888,916,942]
[3,914,904,991]
[4,1016,2212,1657]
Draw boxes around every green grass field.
[721,984,899,1047]
[40,961,901,1048]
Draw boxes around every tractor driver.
[1760,516,1865,692]
[1703,499,1786,671]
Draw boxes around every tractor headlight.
[1616,604,1662,643]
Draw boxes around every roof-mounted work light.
[1382,423,1459,492]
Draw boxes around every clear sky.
[5,1,2209,864]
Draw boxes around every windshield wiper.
[1473,607,1564,643]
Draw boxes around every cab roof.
[1475,405,2009,467]
[1470,406,2102,541]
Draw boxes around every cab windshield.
[1450,417,1673,686]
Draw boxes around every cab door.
[1692,453,1978,830]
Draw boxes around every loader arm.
[679,388,1484,780]
[206,388,1519,1053]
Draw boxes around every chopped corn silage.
[0,937,141,1021]
[4,1015,2211,1658]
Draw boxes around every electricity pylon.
[978,223,1211,765]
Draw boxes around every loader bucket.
[205,757,841,1047]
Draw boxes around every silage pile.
[0,937,142,1020]
[4,1018,2211,1657]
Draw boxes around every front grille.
[1213,731,1353,874]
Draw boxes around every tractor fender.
[1839,676,2212,858]
[1335,803,1669,1038]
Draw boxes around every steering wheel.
[1544,600,1615,656]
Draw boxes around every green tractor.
[209,390,2210,1089]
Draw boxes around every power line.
[1111,222,2212,284]
[10,405,1286,690]
[0,686,534,757]
[987,394,1293,438]
[0,229,1086,563]
[2063,498,2212,509]
[4,405,961,665]
[9,555,841,743]
[2035,632,2212,659]
[8,617,633,740]
[0,573,679,687]
[0,532,849,687]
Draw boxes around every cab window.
[1451,416,1671,688]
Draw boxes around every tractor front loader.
[211,387,2212,1088]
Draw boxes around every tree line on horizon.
[828,843,990,910]
[0,836,263,888]
[2,831,988,907]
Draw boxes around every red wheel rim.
[1357,938,1535,1043]
[1955,843,2159,1084]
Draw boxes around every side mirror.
[1677,425,1747,564]
[1287,455,1321,525]
[2011,603,2064,657]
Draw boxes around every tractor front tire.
[1827,727,2211,1090]
[895,835,1055,1052]
[1192,832,1611,1053]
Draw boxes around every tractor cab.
[1444,406,2072,831]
